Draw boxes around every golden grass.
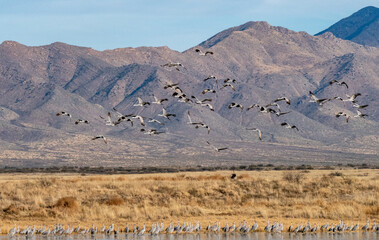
[0,169,378,233]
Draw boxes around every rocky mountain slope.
[316,6,379,47]
[0,21,378,168]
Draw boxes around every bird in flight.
[152,95,168,105]
[309,91,331,106]
[191,96,212,105]
[220,83,236,91]
[100,112,117,126]
[92,135,107,144]
[56,111,72,121]
[148,118,165,125]
[202,88,216,94]
[329,80,348,89]
[206,141,228,152]
[335,112,350,123]
[352,103,368,109]
[344,93,361,103]
[163,83,179,89]
[228,102,244,111]
[354,110,368,118]
[246,128,262,141]
[195,49,213,56]
[281,122,299,131]
[203,75,217,82]
[187,111,210,134]
[75,119,89,125]
[158,108,176,120]
[134,97,150,107]
[132,115,146,126]
[223,78,236,83]
[274,97,291,105]
[141,129,164,135]
[161,62,186,71]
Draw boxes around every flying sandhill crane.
[152,95,168,105]
[195,123,210,134]
[191,96,212,105]
[281,122,299,131]
[158,108,176,120]
[186,111,200,125]
[204,75,216,82]
[223,78,236,83]
[354,110,368,118]
[309,91,331,105]
[329,80,348,88]
[246,128,262,141]
[163,83,179,90]
[75,119,89,125]
[148,118,164,125]
[161,62,185,71]
[202,88,216,94]
[201,102,215,111]
[134,97,150,107]
[274,96,291,105]
[336,112,350,123]
[266,102,281,111]
[141,129,164,135]
[92,135,107,144]
[113,110,133,125]
[206,141,228,152]
[56,111,72,121]
[228,102,244,111]
[195,49,213,56]
[132,115,145,126]
[187,111,210,134]
[247,104,276,114]
[115,115,134,126]
[344,93,362,103]
[352,103,368,109]
[100,112,117,126]
[220,83,235,91]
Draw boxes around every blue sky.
[0,0,377,52]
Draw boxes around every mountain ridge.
[316,6,379,47]
[0,17,378,168]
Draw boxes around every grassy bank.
[0,169,378,233]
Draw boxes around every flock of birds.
[4,220,379,237]
[56,48,369,152]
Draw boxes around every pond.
[0,232,378,240]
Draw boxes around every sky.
[0,0,377,52]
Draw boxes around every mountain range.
[0,7,378,168]
[316,6,379,47]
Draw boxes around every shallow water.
[0,232,378,240]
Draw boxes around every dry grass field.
[0,169,378,233]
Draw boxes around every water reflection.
[0,232,377,240]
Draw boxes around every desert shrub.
[3,204,20,215]
[329,171,343,177]
[55,197,79,209]
[283,172,305,184]
[106,196,124,206]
